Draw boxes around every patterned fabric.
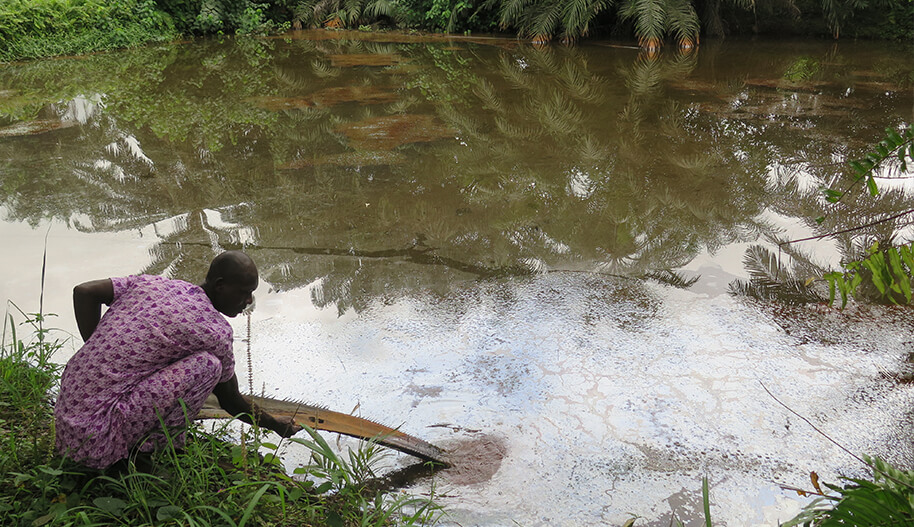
[55,274,235,469]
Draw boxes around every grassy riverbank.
[0,309,440,526]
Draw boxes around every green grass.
[0,307,441,526]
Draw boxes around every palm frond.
[644,269,700,288]
[494,115,542,139]
[743,244,783,283]
[620,0,666,50]
[473,79,504,113]
[729,244,824,304]
[528,0,566,41]
[311,59,340,78]
[497,54,529,88]
[577,134,610,162]
[767,235,830,280]
[559,61,606,103]
[664,0,699,48]
[533,88,584,136]
[560,0,611,40]
[498,0,538,29]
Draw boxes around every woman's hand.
[262,414,303,438]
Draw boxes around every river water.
[1,32,913,525]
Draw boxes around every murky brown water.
[1,32,913,525]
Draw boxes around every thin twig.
[760,381,913,490]
[760,382,870,467]
[778,208,914,247]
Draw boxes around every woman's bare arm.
[213,374,301,437]
[73,279,114,342]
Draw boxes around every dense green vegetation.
[0,0,179,63]
[0,309,440,526]
[1,0,911,62]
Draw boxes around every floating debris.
[328,53,404,67]
[0,119,76,137]
[262,29,519,49]
[310,86,397,106]
[248,87,397,111]
[247,96,316,111]
[744,78,831,93]
[382,63,423,76]
[335,114,453,150]
[278,150,406,169]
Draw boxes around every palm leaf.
[620,0,666,50]
[560,0,611,40]
[644,269,699,288]
[529,0,565,41]
[663,0,699,48]
[496,0,537,29]
[729,245,824,304]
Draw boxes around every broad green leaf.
[900,245,914,272]
[822,187,843,202]
[849,160,867,176]
[156,505,183,521]
[326,510,345,527]
[862,258,888,295]
[93,497,127,516]
[866,176,879,196]
[31,513,54,527]
[888,250,912,303]
[315,481,333,493]
[38,466,63,476]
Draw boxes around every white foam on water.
[242,272,914,525]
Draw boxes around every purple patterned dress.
[55,274,235,469]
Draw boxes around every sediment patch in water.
[438,433,507,486]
